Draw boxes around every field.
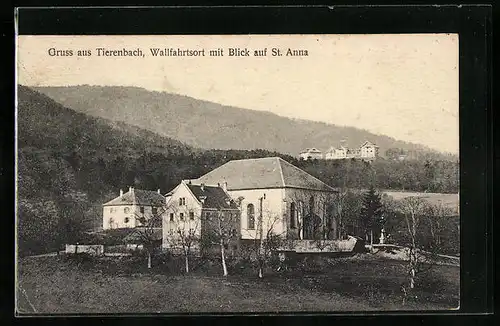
[16,254,459,314]
[383,190,459,213]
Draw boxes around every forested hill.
[16,86,297,256]
[34,85,455,160]
[18,85,298,194]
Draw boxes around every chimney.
[120,189,123,197]
[223,181,227,191]
[201,183,205,192]
[157,189,161,194]
[129,186,134,195]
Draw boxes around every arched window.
[309,196,315,215]
[290,202,296,229]
[247,204,255,229]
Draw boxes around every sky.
[17,34,459,154]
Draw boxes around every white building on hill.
[324,141,379,161]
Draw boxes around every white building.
[299,148,323,160]
[161,181,240,254]
[324,146,348,160]
[189,157,338,241]
[102,187,165,230]
[324,141,379,161]
[359,141,379,159]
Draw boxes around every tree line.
[296,157,459,194]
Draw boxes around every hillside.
[16,86,296,256]
[34,85,453,159]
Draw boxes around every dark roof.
[103,188,165,206]
[186,184,239,209]
[192,157,335,192]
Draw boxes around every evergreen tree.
[360,186,383,246]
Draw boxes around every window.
[179,197,186,206]
[108,218,114,228]
[169,213,174,222]
[206,212,212,220]
[124,217,129,224]
[124,207,130,214]
[189,211,195,220]
[152,207,158,215]
[309,196,315,215]
[247,204,255,229]
[290,202,296,229]
[140,206,144,214]
[180,213,184,221]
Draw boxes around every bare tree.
[201,209,239,277]
[397,196,432,290]
[131,206,165,269]
[254,206,286,278]
[312,195,337,251]
[422,200,453,251]
[334,162,352,239]
[332,189,364,240]
[283,191,337,254]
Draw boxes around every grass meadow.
[16,253,459,314]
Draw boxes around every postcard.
[16,33,460,314]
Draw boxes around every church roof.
[103,188,165,206]
[191,157,336,192]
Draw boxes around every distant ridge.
[34,85,454,159]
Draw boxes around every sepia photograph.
[16,33,460,314]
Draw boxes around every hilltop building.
[102,187,166,230]
[324,141,379,161]
[299,148,323,161]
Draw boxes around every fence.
[65,244,104,256]
[280,236,358,253]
